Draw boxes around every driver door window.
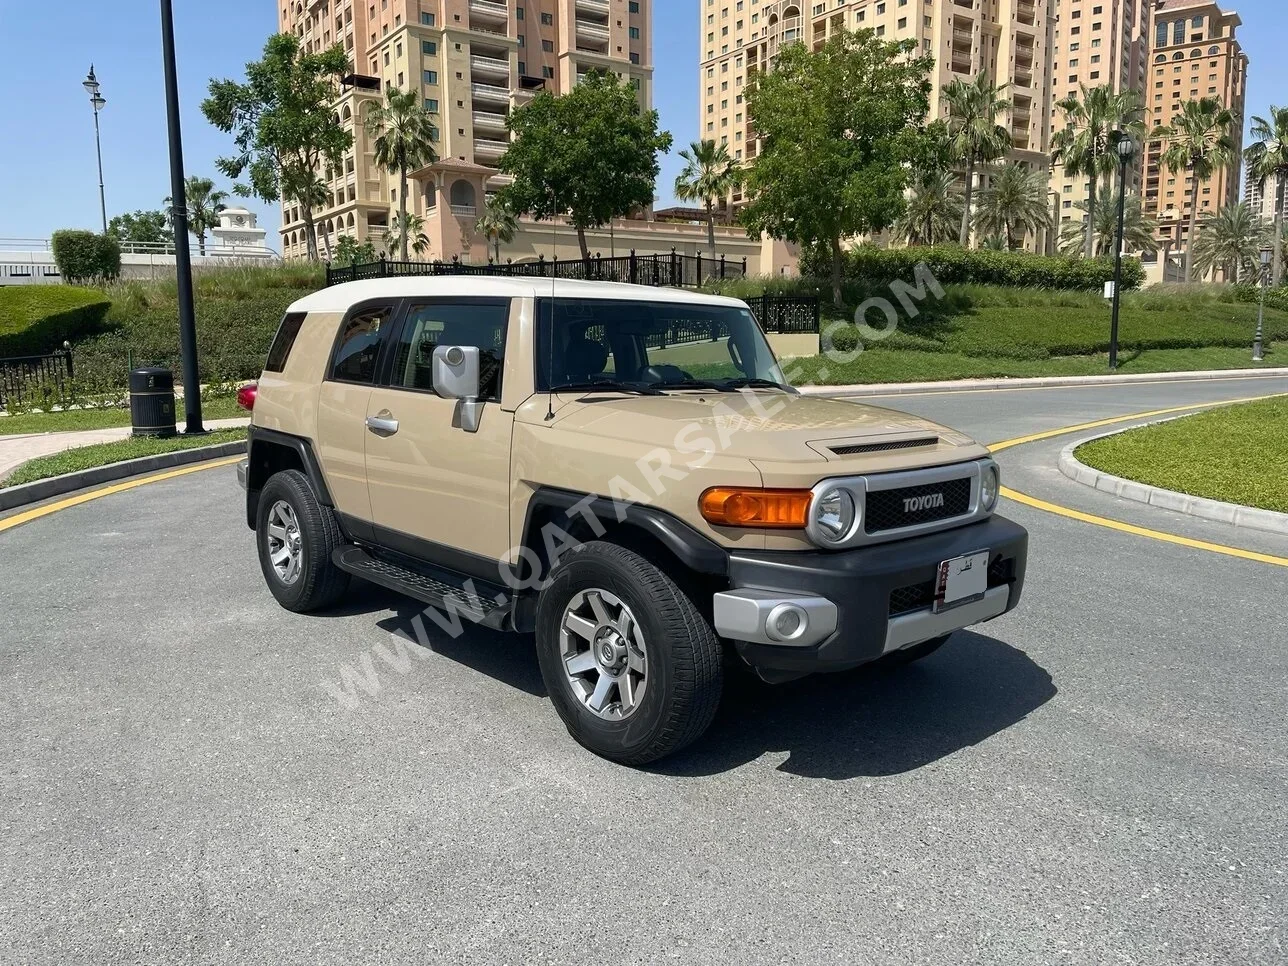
[390,300,509,398]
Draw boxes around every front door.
[364,297,515,572]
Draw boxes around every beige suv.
[237,277,1027,764]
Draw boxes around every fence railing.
[0,349,74,411]
[745,294,821,335]
[325,249,751,289]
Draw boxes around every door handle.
[366,414,399,435]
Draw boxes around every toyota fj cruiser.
[237,277,1027,764]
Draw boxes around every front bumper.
[713,515,1027,678]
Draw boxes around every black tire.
[535,541,723,766]
[885,633,952,666]
[256,469,350,613]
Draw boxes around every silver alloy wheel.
[559,588,648,721]
[265,500,304,586]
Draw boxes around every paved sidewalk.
[0,418,249,480]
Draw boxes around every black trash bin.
[129,367,177,437]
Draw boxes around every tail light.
[236,382,258,412]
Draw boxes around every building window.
[630,52,640,64]
[542,65,554,78]
[425,98,439,113]
[420,12,434,25]
[424,70,438,84]
[629,26,640,39]
[542,39,553,51]
[629,1,640,11]
[541,12,552,25]
[516,6,524,19]
[423,41,436,55]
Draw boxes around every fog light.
[766,603,808,642]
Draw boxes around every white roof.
[288,276,748,314]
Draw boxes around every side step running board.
[333,546,515,631]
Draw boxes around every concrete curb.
[797,366,1288,397]
[1057,421,1288,536]
[0,441,246,514]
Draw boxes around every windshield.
[535,298,787,392]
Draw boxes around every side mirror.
[432,345,483,433]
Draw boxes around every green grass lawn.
[1075,396,1288,514]
[1,428,247,488]
[0,395,245,436]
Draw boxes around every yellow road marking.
[850,372,1288,399]
[0,456,242,535]
[990,392,1288,568]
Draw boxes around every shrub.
[800,244,1144,292]
[51,230,122,284]
[0,286,113,357]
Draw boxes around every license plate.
[933,550,989,612]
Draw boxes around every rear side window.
[264,311,307,372]
[330,306,392,384]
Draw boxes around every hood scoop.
[827,435,939,457]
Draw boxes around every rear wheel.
[255,470,350,612]
[535,541,723,766]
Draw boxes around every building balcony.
[1013,68,1033,88]
[450,204,478,218]
[473,138,509,161]
[472,110,508,132]
[470,53,511,78]
[574,18,610,42]
[574,0,609,15]
[1016,1,1036,26]
[471,82,511,105]
[469,0,508,23]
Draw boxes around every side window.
[264,311,307,372]
[329,306,392,384]
[390,300,509,400]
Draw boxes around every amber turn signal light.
[699,487,812,529]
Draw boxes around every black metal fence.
[326,249,751,289]
[0,349,74,411]
[745,294,821,335]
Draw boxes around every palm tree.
[975,165,1051,251]
[1051,84,1146,258]
[1060,194,1158,257]
[1190,203,1271,283]
[165,176,228,256]
[476,196,519,263]
[1152,97,1237,282]
[895,171,964,246]
[673,139,744,262]
[365,86,438,260]
[941,73,1012,247]
[389,210,430,258]
[1245,105,1288,285]
[280,166,330,261]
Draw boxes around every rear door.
[314,299,400,529]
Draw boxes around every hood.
[539,390,984,468]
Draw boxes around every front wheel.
[534,541,723,766]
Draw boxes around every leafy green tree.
[1060,194,1158,257]
[365,86,438,260]
[389,210,430,258]
[1190,203,1271,283]
[894,171,964,246]
[107,210,174,247]
[673,139,744,261]
[975,164,1051,251]
[1051,84,1146,258]
[476,196,518,263]
[333,235,377,267]
[202,34,352,262]
[499,71,672,264]
[1152,97,1237,282]
[740,29,934,306]
[1244,105,1288,285]
[941,72,1012,246]
[164,176,228,256]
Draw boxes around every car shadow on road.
[657,631,1056,781]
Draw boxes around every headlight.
[980,463,1000,512]
[812,486,858,543]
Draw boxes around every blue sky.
[0,0,1283,244]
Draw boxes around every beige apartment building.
[276,0,653,261]
[1142,0,1247,261]
[1244,165,1283,228]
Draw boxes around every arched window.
[1154,54,1166,63]
[1172,52,1185,61]
[424,184,437,209]
[1190,48,1202,58]
[342,105,352,121]
[449,180,477,211]
[1208,45,1220,55]
[346,213,355,229]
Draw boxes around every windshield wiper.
[548,381,665,396]
[719,377,796,393]
[649,379,740,393]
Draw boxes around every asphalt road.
[2,375,1286,965]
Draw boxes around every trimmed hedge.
[801,244,1144,292]
[0,287,112,357]
[51,230,122,284]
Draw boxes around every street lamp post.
[82,66,108,234]
[1254,245,1272,362]
[1108,133,1136,370]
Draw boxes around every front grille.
[830,436,938,456]
[887,553,1016,617]
[865,476,972,534]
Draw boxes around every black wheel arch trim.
[245,425,335,528]
[519,485,730,577]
